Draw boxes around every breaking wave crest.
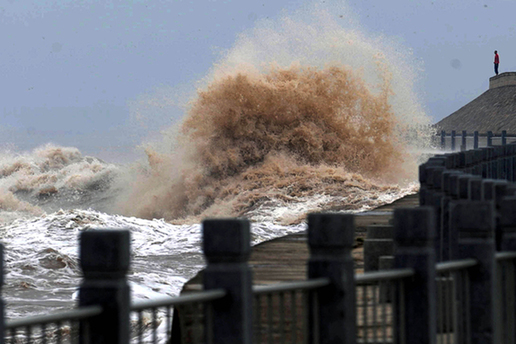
[114,7,432,223]
[0,144,119,221]
[116,64,426,223]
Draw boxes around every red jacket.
[495,53,500,64]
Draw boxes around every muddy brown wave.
[117,65,426,223]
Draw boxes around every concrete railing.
[410,142,516,343]
[435,130,516,151]
[362,141,516,343]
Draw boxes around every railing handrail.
[130,289,227,312]
[437,133,516,137]
[435,258,478,272]
[355,268,415,284]
[495,251,516,261]
[252,277,330,295]
[5,305,103,329]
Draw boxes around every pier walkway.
[181,193,419,292]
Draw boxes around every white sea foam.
[1,208,304,319]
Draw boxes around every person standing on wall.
[494,50,500,75]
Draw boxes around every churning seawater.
[0,5,433,330]
[0,145,417,320]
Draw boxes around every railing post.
[469,177,484,201]
[449,173,461,200]
[426,166,445,261]
[79,230,131,344]
[481,179,511,250]
[498,196,516,344]
[474,131,479,149]
[441,130,446,150]
[419,157,446,206]
[487,147,495,178]
[308,214,356,344]
[481,179,495,201]
[502,130,507,146]
[507,145,512,181]
[492,148,500,179]
[458,174,473,200]
[393,207,436,344]
[465,150,474,173]
[364,225,393,272]
[512,145,516,182]
[419,164,428,206]
[500,197,516,251]
[496,146,505,180]
[488,131,494,147]
[442,171,462,261]
[444,174,475,259]
[203,219,252,344]
[451,201,496,344]
[451,130,456,151]
[482,148,489,178]
[493,182,512,251]
[462,130,467,151]
[473,149,483,176]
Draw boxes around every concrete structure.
[363,225,393,271]
[437,72,516,133]
[394,207,437,344]
[490,72,516,89]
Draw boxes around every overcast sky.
[1,0,515,162]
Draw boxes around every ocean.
[0,138,420,320]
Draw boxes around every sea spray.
[118,65,414,222]
[116,7,431,223]
[0,2,433,331]
[0,144,119,221]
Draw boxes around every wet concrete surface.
[182,193,419,291]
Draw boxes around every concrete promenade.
[181,193,419,292]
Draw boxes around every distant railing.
[434,130,516,151]
[5,305,102,343]
[355,268,414,344]
[434,259,477,344]
[130,289,226,344]
[252,278,329,344]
